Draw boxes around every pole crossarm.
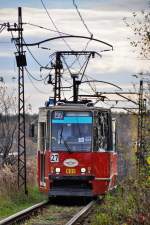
[22,35,113,50]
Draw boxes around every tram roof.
[39,102,111,112]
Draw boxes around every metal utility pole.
[17,7,27,194]
[137,80,147,170]
[8,7,27,194]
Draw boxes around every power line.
[26,70,50,95]
[72,0,94,66]
[23,39,43,67]
[24,22,72,36]
[0,25,6,34]
[84,74,96,93]
[72,0,93,38]
[25,67,45,82]
[10,23,44,68]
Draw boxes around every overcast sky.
[0,0,149,112]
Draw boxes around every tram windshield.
[51,111,92,152]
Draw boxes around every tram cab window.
[51,111,92,152]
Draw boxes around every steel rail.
[0,200,48,225]
[66,200,96,225]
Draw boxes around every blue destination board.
[52,116,92,124]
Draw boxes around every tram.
[37,102,117,197]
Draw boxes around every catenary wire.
[65,0,94,70]
[72,0,93,38]
[40,0,83,69]
[26,70,51,95]
[40,0,73,51]
[25,67,46,82]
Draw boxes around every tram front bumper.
[49,175,95,197]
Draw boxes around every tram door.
[38,121,47,187]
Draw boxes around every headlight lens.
[55,168,60,173]
[81,168,86,173]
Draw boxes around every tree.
[124,9,150,172]
[123,10,150,59]
[124,10,150,105]
[0,83,17,165]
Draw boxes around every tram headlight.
[55,168,60,173]
[81,168,86,173]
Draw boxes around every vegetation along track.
[0,198,97,225]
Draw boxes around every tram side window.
[112,119,117,152]
[97,112,109,151]
[38,122,46,152]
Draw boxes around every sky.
[0,0,149,113]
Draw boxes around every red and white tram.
[37,103,117,197]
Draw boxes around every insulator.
[47,74,52,84]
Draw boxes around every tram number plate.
[66,168,76,174]
[50,153,59,162]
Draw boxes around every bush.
[0,164,18,197]
[92,176,150,225]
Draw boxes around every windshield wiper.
[64,140,72,153]
[59,126,72,153]
[59,126,63,144]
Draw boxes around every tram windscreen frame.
[51,111,93,152]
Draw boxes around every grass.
[0,186,46,219]
[0,161,46,219]
[91,175,150,225]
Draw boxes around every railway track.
[66,200,96,225]
[0,199,97,225]
[0,200,49,225]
